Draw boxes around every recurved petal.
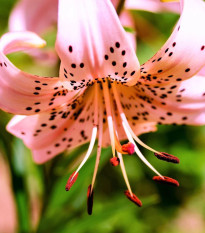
[9,0,58,34]
[140,0,205,85]
[125,0,180,13]
[7,89,95,163]
[117,74,205,127]
[0,32,80,115]
[56,0,140,89]
[9,0,58,64]
[119,11,137,51]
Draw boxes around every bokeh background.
[0,0,205,232]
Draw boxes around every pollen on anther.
[154,152,180,164]
[110,157,120,166]
[122,142,135,155]
[65,172,79,191]
[124,190,142,207]
[152,176,179,187]
[87,184,94,215]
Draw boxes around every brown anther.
[124,190,142,207]
[122,142,135,155]
[154,152,180,164]
[110,157,120,166]
[65,171,78,191]
[87,184,94,215]
[152,176,179,187]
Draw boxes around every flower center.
[65,78,180,214]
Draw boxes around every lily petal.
[116,74,205,127]
[7,88,95,163]
[119,10,137,51]
[126,0,180,13]
[0,32,81,114]
[140,0,205,85]
[9,0,59,64]
[56,0,140,89]
[9,0,58,34]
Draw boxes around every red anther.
[124,190,142,207]
[152,176,179,187]
[110,157,120,166]
[87,184,94,215]
[122,142,135,155]
[65,172,78,191]
[154,152,180,164]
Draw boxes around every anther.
[124,190,142,207]
[87,184,94,215]
[154,152,180,164]
[122,142,135,155]
[110,157,120,166]
[152,176,179,187]
[65,172,79,191]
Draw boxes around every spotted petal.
[117,73,205,128]
[0,32,82,115]
[56,0,140,90]
[7,88,95,163]
[140,0,205,85]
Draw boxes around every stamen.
[153,176,179,187]
[65,171,79,191]
[74,126,97,176]
[118,152,133,195]
[112,83,162,155]
[112,83,163,178]
[154,152,180,164]
[102,80,116,157]
[87,184,94,215]
[122,121,163,178]
[91,85,103,192]
[122,142,135,155]
[73,84,99,176]
[124,190,142,207]
[110,157,120,166]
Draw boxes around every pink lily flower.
[1,0,205,212]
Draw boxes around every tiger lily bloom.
[1,0,205,213]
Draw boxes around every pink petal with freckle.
[0,32,81,115]
[117,74,205,128]
[56,0,140,88]
[7,89,95,163]
[140,0,205,84]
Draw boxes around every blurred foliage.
[0,1,205,233]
